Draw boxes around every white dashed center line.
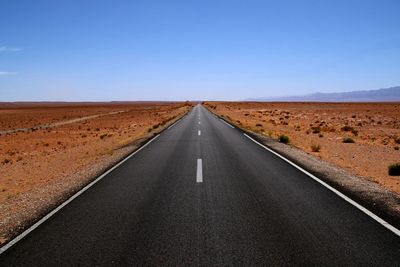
[198,130,201,136]
[196,159,203,183]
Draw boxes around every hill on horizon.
[247,86,400,102]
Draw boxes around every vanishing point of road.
[1,105,400,266]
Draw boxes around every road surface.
[1,105,400,266]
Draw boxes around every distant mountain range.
[248,86,400,102]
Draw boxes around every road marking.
[243,133,400,237]
[0,134,161,254]
[196,159,203,183]
[168,118,181,129]
[220,118,234,128]
[198,130,201,136]
[198,121,201,125]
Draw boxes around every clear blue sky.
[1,0,399,101]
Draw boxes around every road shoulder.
[0,106,193,247]
[206,106,400,230]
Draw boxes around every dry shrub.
[311,126,321,134]
[279,135,289,144]
[389,164,400,176]
[311,144,321,152]
[343,137,355,143]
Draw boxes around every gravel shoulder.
[207,106,400,230]
[0,107,191,246]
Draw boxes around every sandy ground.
[0,102,192,244]
[204,102,400,194]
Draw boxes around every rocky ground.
[204,102,400,194]
[0,102,192,245]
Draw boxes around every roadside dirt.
[0,102,192,245]
[204,101,400,226]
[204,101,400,194]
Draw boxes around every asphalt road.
[1,104,400,266]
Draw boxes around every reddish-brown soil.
[205,102,400,193]
[0,102,191,244]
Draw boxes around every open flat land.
[3,104,400,265]
[0,102,191,244]
[204,102,400,194]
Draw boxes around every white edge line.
[168,118,181,129]
[220,118,234,128]
[0,134,161,254]
[243,133,400,237]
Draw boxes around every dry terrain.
[205,102,400,194]
[0,102,192,244]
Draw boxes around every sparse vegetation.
[343,137,355,143]
[341,125,354,132]
[205,102,400,202]
[311,144,321,152]
[388,163,400,176]
[311,126,321,134]
[279,135,289,144]
[0,102,191,243]
[341,125,358,135]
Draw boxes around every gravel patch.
[213,110,400,229]
[0,112,189,246]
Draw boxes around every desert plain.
[2,100,400,245]
[0,102,191,244]
[205,102,400,194]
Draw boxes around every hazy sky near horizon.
[1,0,400,101]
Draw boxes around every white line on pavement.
[198,130,201,136]
[220,118,234,128]
[243,133,400,237]
[0,134,161,254]
[168,118,181,129]
[196,159,203,183]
